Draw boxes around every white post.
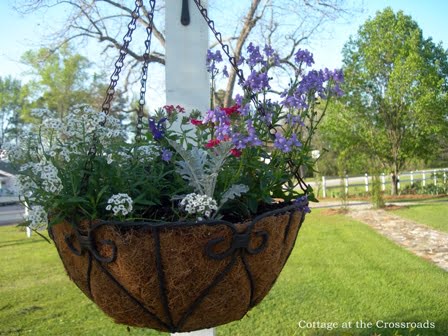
[364,173,369,192]
[24,204,32,238]
[422,171,426,187]
[381,173,386,191]
[410,171,414,186]
[165,0,210,123]
[444,170,447,184]
[345,175,349,195]
[172,329,216,336]
[166,2,213,336]
[433,169,437,185]
[397,174,400,191]
[322,176,327,198]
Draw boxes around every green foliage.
[21,44,91,119]
[0,76,29,148]
[371,174,385,208]
[320,8,448,193]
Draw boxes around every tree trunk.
[390,164,399,196]
[224,0,262,107]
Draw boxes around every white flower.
[26,205,48,230]
[180,193,218,219]
[106,154,113,164]
[134,144,159,163]
[106,193,133,217]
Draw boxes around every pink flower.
[230,148,242,157]
[221,104,240,116]
[205,139,221,148]
[190,118,203,126]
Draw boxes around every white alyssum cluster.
[26,205,48,230]
[180,193,218,219]
[135,144,159,163]
[19,161,63,194]
[106,193,133,216]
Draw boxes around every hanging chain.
[81,0,154,194]
[192,1,246,85]
[136,0,156,140]
[101,0,144,123]
[192,0,262,112]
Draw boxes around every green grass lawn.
[1,211,447,336]
[389,201,448,233]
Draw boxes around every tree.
[0,76,28,148]
[21,44,93,119]
[15,0,358,106]
[321,8,448,195]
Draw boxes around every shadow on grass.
[0,239,49,249]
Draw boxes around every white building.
[0,162,17,195]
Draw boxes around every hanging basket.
[49,204,305,332]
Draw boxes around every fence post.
[433,169,437,185]
[444,170,447,184]
[345,175,349,195]
[364,173,369,192]
[397,174,400,191]
[322,176,327,198]
[410,171,414,186]
[381,173,386,191]
[422,171,426,187]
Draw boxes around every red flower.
[176,105,185,113]
[163,105,176,115]
[190,118,203,126]
[221,104,240,116]
[205,138,221,148]
[230,148,242,157]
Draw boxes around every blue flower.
[161,148,173,162]
[148,117,166,140]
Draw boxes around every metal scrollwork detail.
[205,230,269,260]
[64,229,117,264]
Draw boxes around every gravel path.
[348,208,448,272]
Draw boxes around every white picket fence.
[315,168,448,198]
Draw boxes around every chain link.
[101,0,144,123]
[82,0,155,193]
[192,1,263,113]
[136,0,156,141]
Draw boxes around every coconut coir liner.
[50,208,304,332]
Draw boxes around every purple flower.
[161,148,173,162]
[264,44,280,66]
[148,117,166,140]
[235,94,244,106]
[244,70,270,92]
[246,42,265,68]
[294,195,311,213]
[274,133,302,153]
[264,44,275,57]
[286,114,305,126]
[231,119,262,149]
[294,49,314,67]
[203,107,229,125]
[222,65,229,78]
[238,103,252,116]
[206,49,223,74]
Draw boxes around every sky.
[1,0,447,90]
